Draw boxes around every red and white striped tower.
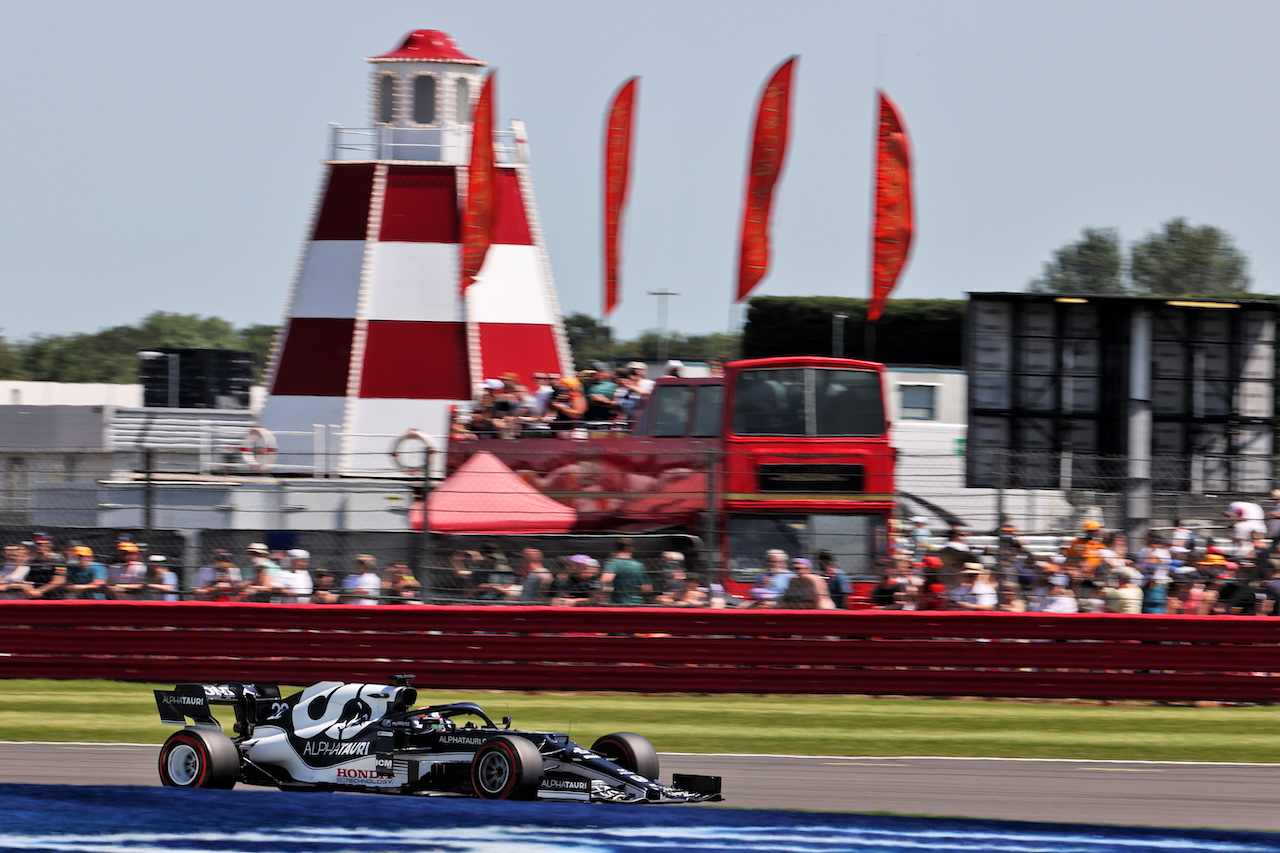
[259,30,572,474]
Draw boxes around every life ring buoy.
[390,429,439,474]
[240,426,278,473]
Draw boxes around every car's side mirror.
[502,716,512,729]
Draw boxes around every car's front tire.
[158,728,239,789]
[591,732,659,780]
[470,735,543,799]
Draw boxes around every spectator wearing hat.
[238,543,281,602]
[342,554,383,605]
[277,549,314,604]
[65,546,109,600]
[1226,499,1266,549]
[1065,520,1106,575]
[547,377,586,432]
[663,360,684,378]
[778,557,835,609]
[109,539,142,586]
[142,555,180,601]
[626,361,655,396]
[949,564,997,611]
[551,554,601,606]
[1038,573,1079,613]
[195,550,242,602]
[1104,568,1143,614]
[110,547,151,599]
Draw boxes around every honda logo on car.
[303,741,371,757]
[335,767,397,785]
[336,767,378,779]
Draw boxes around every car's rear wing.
[154,682,281,727]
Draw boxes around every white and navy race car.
[154,676,721,803]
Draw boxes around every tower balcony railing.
[328,125,522,165]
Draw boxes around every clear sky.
[2,0,1277,343]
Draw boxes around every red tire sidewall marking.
[597,737,633,769]
[164,732,209,788]
[477,740,518,799]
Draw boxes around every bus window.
[692,385,724,437]
[732,369,805,436]
[814,369,885,436]
[652,385,693,437]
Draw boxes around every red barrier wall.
[3,601,1280,700]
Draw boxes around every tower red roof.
[369,30,485,65]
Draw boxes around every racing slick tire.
[158,728,240,789]
[591,732,659,781]
[470,735,543,800]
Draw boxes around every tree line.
[563,314,740,369]
[0,313,276,384]
[0,216,1262,385]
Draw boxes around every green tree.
[1028,227,1125,294]
[238,324,279,383]
[564,312,616,369]
[628,330,740,362]
[0,334,22,379]
[12,312,279,383]
[1129,218,1251,296]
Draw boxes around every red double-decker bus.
[446,355,895,592]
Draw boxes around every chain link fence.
[0,444,1269,603]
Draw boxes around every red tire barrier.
[3,601,1279,700]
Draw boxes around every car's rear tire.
[470,735,543,800]
[158,728,239,789]
[591,732,659,781]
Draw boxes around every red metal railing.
[3,601,1279,701]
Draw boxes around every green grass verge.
[0,680,1275,763]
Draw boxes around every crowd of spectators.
[452,359,724,439]
[9,496,1280,614]
[878,497,1280,615]
[441,539,724,607]
[0,534,731,608]
[0,534,179,601]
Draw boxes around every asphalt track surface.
[4,742,1278,833]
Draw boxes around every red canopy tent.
[426,451,578,534]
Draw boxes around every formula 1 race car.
[154,676,721,803]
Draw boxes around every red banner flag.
[868,90,913,323]
[460,72,497,296]
[603,77,638,317]
[736,57,797,303]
